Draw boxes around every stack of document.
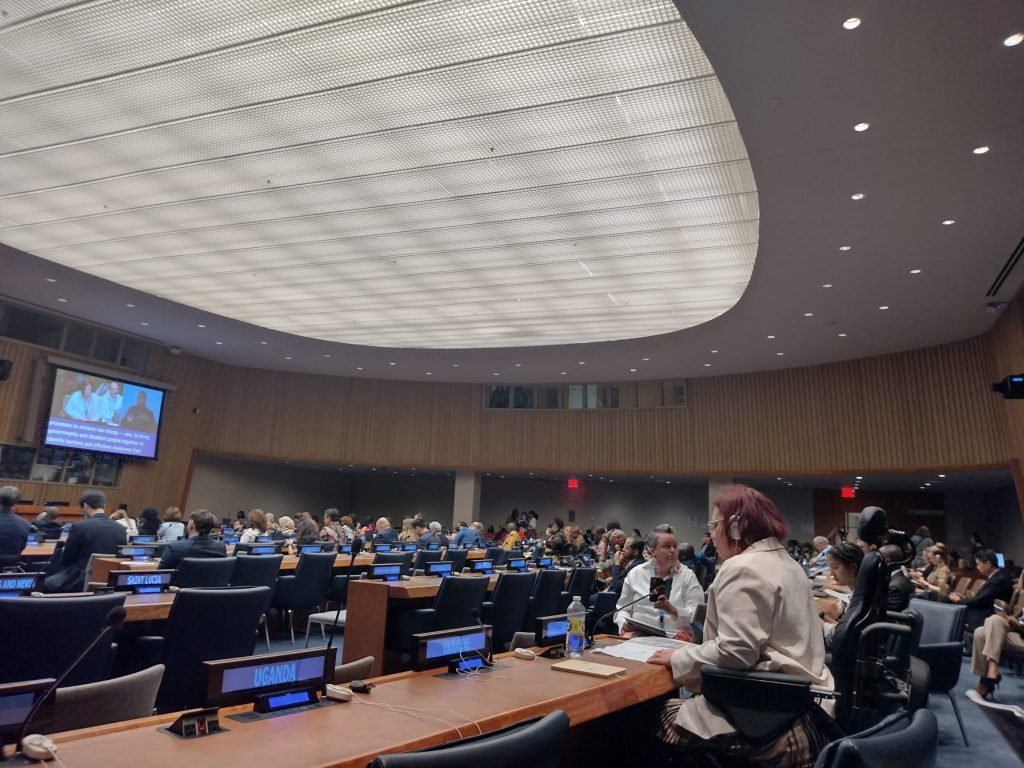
[593,636,691,662]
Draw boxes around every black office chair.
[174,556,237,588]
[481,571,538,651]
[140,586,269,713]
[444,549,469,573]
[589,590,619,633]
[813,709,938,768]
[0,593,126,686]
[375,550,416,575]
[271,551,336,644]
[370,710,569,768]
[559,567,596,612]
[522,569,566,630]
[908,600,969,745]
[413,550,444,572]
[230,553,282,651]
[389,574,490,653]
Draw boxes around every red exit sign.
[841,486,856,499]
[567,479,580,489]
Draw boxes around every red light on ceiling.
[567,479,580,489]
[841,486,856,499]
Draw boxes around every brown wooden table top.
[45,644,674,768]
[22,542,58,558]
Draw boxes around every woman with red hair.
[646,485,838,767]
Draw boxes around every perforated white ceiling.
[0,0,756,349]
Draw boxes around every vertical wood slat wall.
[0,305,1020,511]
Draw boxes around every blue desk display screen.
[424,630,486,660]
[221,656,325,694]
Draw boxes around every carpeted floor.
[262,630,1022,766]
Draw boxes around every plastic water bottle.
[566,596,587,657]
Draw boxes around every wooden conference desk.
[45,644,674,768]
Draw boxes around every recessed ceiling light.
[767,335,776,339]
[839,246,851,251]
[910,269,922,274]
[711,349,719,354]
[822,283,833,288]
[1005,33,1023,47]
[629,368,637,373]
[452,364,459,367]
[879,305,889,310]
[214,341,223,345]
[850,193,865,200]
[856,476,863,480]
[941,219,955,226]
[125,303,134,308]
[45,278,56,283]
[938,474,946,478]
[492,372,499,376]
[642,357,650,361]
[197,324,206,328]
[356,367,363,371]
[514,363,521,367]
[854,122,870,132]
[284,356,292,360]
[425,372,432,376]
[57,298,67,303]
[838,333,848,337]
[843,17,861,29]
[924,482,931,486]
[972,145,990,154]
[259,341,268,345]
[803,312,814,317]
[560,371,567,375]
[578,361,585,365]
[919,486,925,490]
[388,362,396,366]
[140,322,149,326]
[776,352,785,356]
[704,363,711,367]
[776,477,783,481]
[323,354,331,358]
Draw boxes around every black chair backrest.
[0,593,127,686]
[831,550,888,696]
[230,554,282,614]
[432,574,490,630]
[155,586,269,712]
[174,557,237,588]
[370,709,569,768]
[525,569,566,628]
[413,550,444,572]
[909,600,967,645]
[814,709,938,768]
[488,572,539,650]
[564,567,596,599]
[285,552,337,609]
[444,549,469,572]
[374,551,415,575]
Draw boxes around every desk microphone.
[17,605,126,758]
[322,537,361,694]
[467,608,494,667]
[586,586,664,649]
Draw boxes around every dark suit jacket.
[374,528,399,545]
[44,512,127,592]
[32,519,64,540]
[961,569,1014,627]
[158,535,228,570]
[0,509,31,556]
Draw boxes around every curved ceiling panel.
[0,0,757,349]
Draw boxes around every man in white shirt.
[614,529,703,639]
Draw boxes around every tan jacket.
[669,537,835,739]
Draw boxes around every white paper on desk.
[593,638,690,662]
[824,589,852,605]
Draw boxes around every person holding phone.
[614,529,702,639]
[970,569,1024,698]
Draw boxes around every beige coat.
[669,537,835,739]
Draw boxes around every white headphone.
[728,515,742,541]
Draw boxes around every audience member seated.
[239,508,270,544]
[880,544,914,612]
[44,491,127,592]
[0,485,31,558]
[911,525,934,569]
[32,505,64,539]
[373,516,399,545]
[111,508,139,537]
[607,535,645,594]
[820,542,864,647]
[949,549,1013,630]
[158,510,228,569]
[418,521,449,549]
[452,520,483,549]
[645,485,837,766]
[294,511,319,545]
[807,535,834,572]
[320,508,347,544]
[565,523,587,556]
[615,529,702,640]
[501,521,523,549]
[912,543,951,599]
[137,506,161,536]
[543,517,570,557]
[157,506,185,543]
[969,569,1024,698]
[398,517,417,544]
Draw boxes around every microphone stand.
[15,606,126,755]
[322,538,361,694]
[586,586,663,650]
